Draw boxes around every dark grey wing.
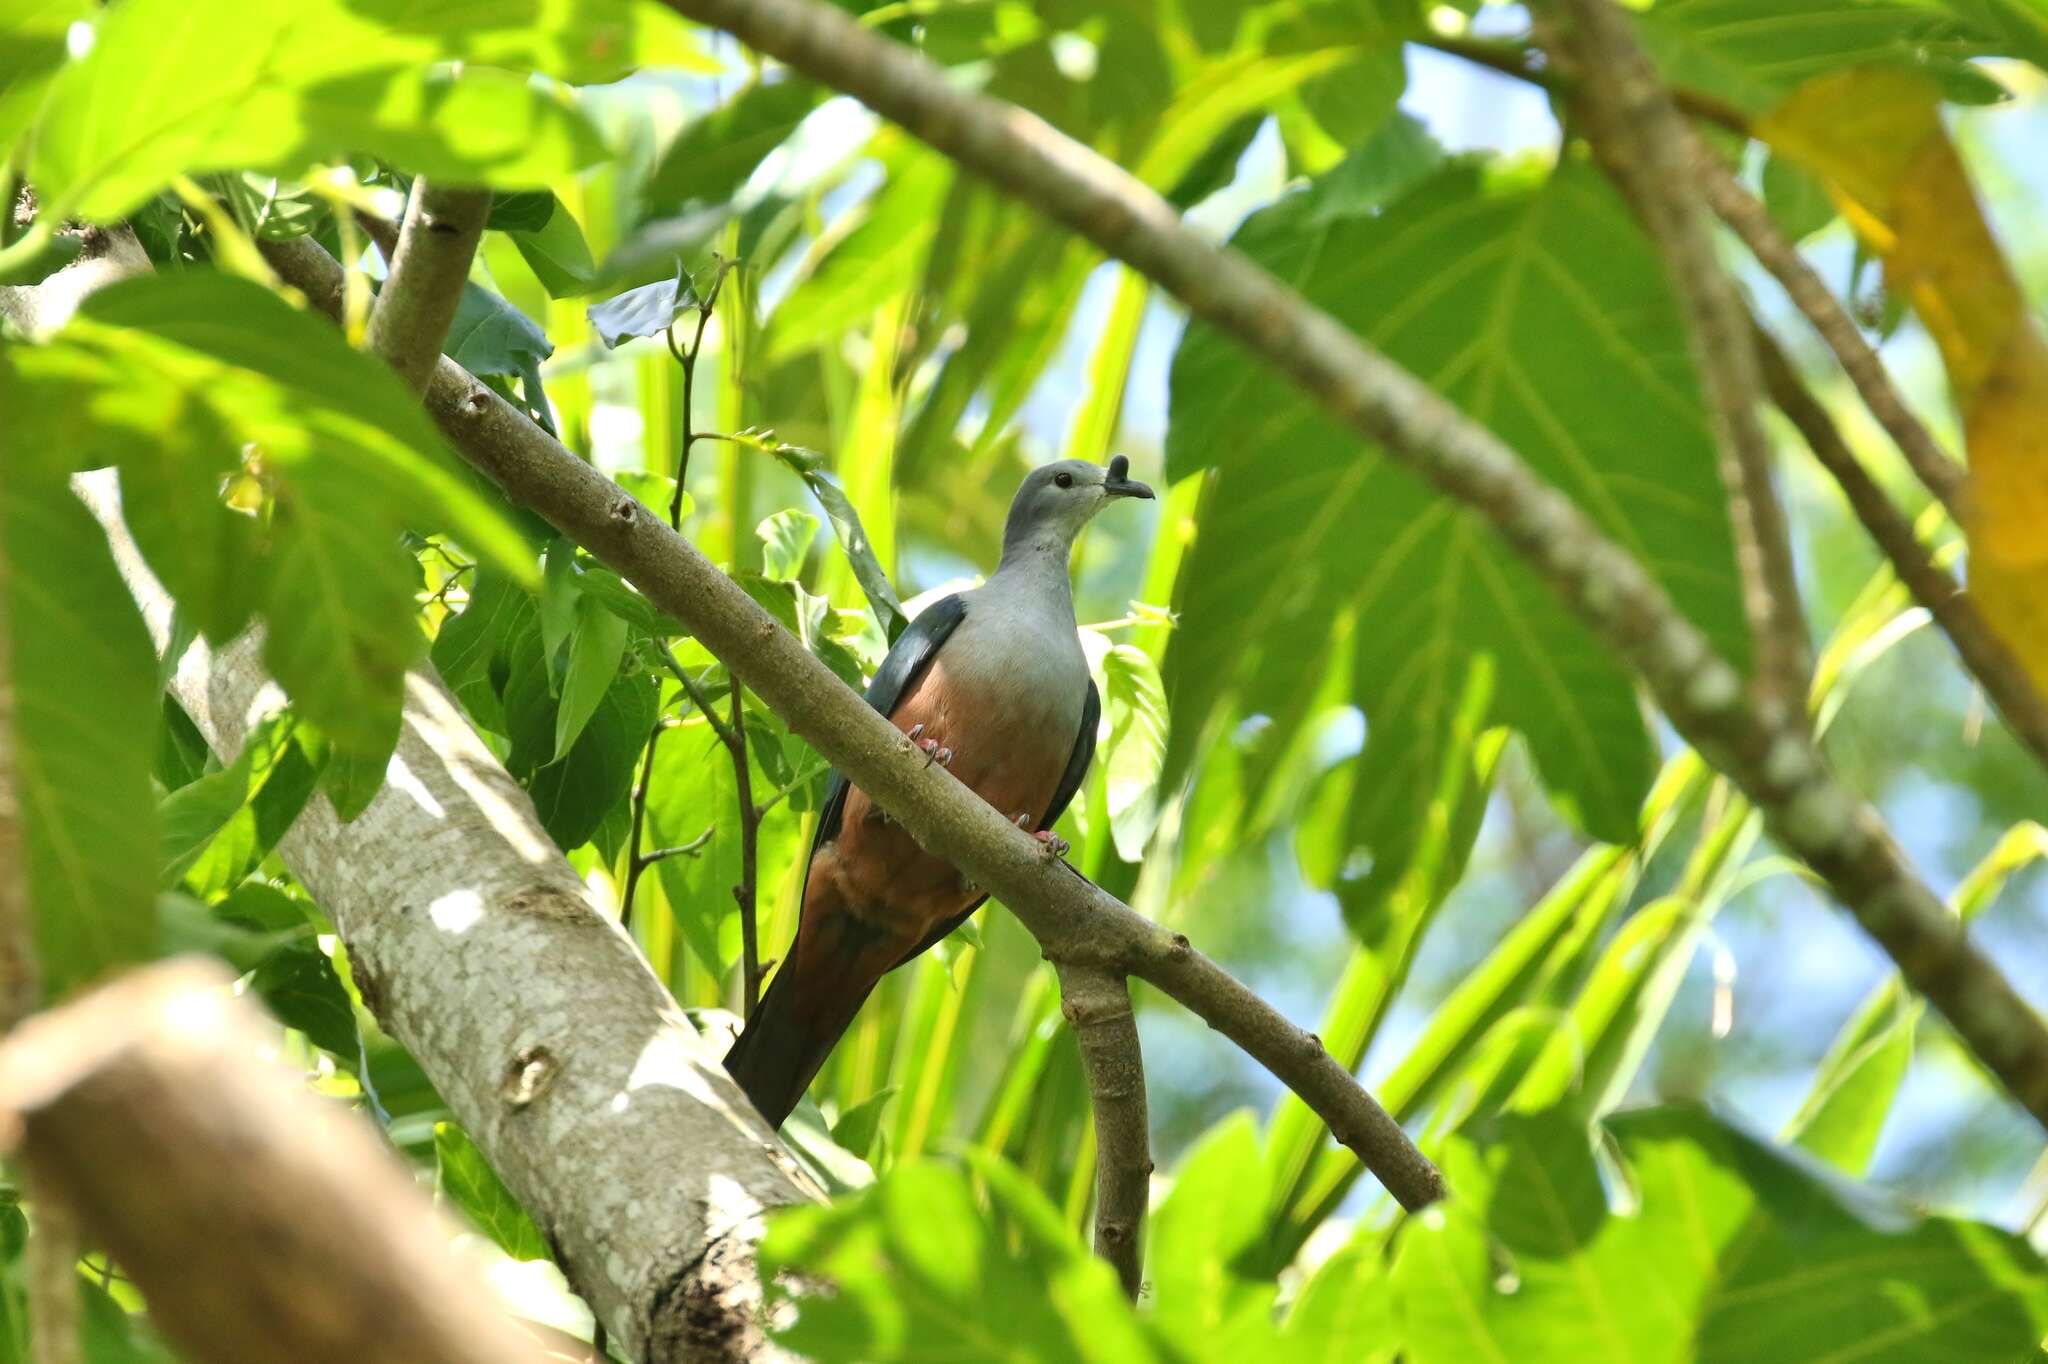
[1041,678,1099,832]
[811,594,968,850]
[885,674,1098,972]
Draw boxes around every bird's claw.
[916,736,953,768]
[1032,829,1070,858]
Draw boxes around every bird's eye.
[1054,472,1074,488]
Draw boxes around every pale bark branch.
[1052,960,1149,1300]
[1543,0,1810,727]
[634,0,2048,1129]
[0,958,556,1364]
[1692,142,1968,513]
[261,233,1449,1213]
[1753,324,2048,767]
[81,470,814,1364]
[364,182,489,394]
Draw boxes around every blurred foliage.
[8,0,2048,1358]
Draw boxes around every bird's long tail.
[722,916,889,1130]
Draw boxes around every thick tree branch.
[363,182,489,394]
[1753,325,2048,767]
[1544,0,1810,727]
[0,958,555,1364]
[1692,143,1968,513]
[80,468,815,1364]
[617,0,2048,1129]
[1053,960,1149,1299]
[262,233,1448,1213]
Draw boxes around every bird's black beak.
[1104,454,1154,500]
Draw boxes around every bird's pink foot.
[915,735,954,768]
[1032,829,1069,858]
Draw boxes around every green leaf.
[1785,820,2048,1172]
[761,1154,1169,1363]
[158,727,262,885]
[16,273,537,810]
[1096,641,1166,862]
[249,941,358,1058]
[1281,1235,1397,1364]
[1165,162,1744,889]
[435,1121,547,1260]
[1632,0,2007,116]
[1760,151,1837,244]
[0,0,90,158]
[509,200,598,298]
[443,282,553,384]
[1149,1113,1277,1357]
[1394,1106,2048,1362]
[757,443,907,639]
[758,509,821,582]
[830,1087,896,1161]
[503,621,657,849]
[486,190,555,233]
[3,475,160,995]
[30,0,607,221]
[766,135,953,363]
[642,77,819,217]
[554,594,630,761]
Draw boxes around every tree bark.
[0,958,555,1364]
[89,483,818,1360]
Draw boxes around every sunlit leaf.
[1764,68,2048,694]
[2,474,160,996]
[1166,161,1744,891]
[435,1121,547,1260]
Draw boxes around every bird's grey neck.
[989,533,1079,615]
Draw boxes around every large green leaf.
[27,0,606,222]
[0,0,89,157]
[1394,1106,2048,1362]
[1147,1114,1277,1358]
[434,1121,547,1261]
[1165,162,1745,890]
[3,475,160,996]
[14,273,534,811]
[1632,0,2010,115]
[641,77,819,219]
[761,1152,1171,1363]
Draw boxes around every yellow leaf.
[1762,68,2048,680]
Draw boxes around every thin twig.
[1545,0,1811,728]
[619,717,676,932]
[1052,960,1150,1299]
[729,681,763,1019]
[363,182,489,395]
[666,260,730,524]
[1753,324,2048,768]
[1692,142,1967,514]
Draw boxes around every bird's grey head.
[999,456,1154,566]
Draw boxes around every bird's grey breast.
[942,579,1089,738]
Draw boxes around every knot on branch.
[500,1044,558,1110]
[609,497,640,524]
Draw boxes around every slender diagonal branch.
[1752,324,2048,767]
[1052,960,1149,1300]
[1543,0,1810,727]
[1691,142,1967,513]
[262,233,1447,1212]
[568,0,2048,1129]
[363,182,490,394]
[1417,33,1752,135]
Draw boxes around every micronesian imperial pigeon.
[724,455,1155,1128]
